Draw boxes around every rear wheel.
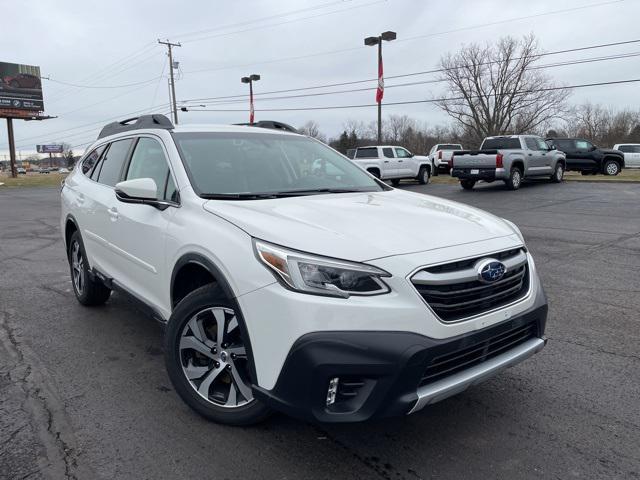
[603,159,620,176]
[505,167,523,190]
[417,166,430,185]
[164,284,271,425]
[460,179,476,190]
[390,178,401,187]
[68,231,111,306]
[551,163,564,183]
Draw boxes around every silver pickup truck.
[451,135,566,190]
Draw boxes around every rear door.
[107,136,179,308]
[524,137,546,175]
[553,139,579,170]
[84,138,134,277]
[381,147,399,177]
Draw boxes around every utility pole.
[158,39,181,124]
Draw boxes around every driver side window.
[125,137,177,202]
[575,140,592,150]
[395,148,410,158]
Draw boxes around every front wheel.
[417,166,430,185]
[505,167,523,190]
[460,179,476,190]
[551,163,564,183]
[164,284,271,425]
[603,159,620,176]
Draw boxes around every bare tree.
[437,35,571,142]
[298,120,326,142]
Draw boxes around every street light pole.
[364,31,396,145]
[241,74,260,124]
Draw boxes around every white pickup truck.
[428,143,463,175]
[352,145,433,186]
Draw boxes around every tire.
[417,166,430,185]
[505,167,523,190]
[551,163,564,183]
[68,231,111,306]
[390,179,401,187]
[164,284,271,426]
[603,159,620,176]
[460,179,476,190]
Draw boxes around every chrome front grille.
[411,248,530,322]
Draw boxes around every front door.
[394,147,414,177]
[106,136,179,310]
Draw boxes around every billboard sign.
[0,62,44,111]
[36,144,63,154]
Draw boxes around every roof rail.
[97,114,174,140]
[234,120,299,133]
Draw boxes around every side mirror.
[115,178,169,210]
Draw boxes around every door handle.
[398,160,403,163]
[528,153,532,156]
[383,160,389,163]
[77,193,85,204]
[108,207,119,221]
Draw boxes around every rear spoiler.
[452,149,499,156]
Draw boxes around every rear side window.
[618,145,632,152]
[96,139,133,187]
[481,138,521,150]
[552,139,573,151]
[575,140,592,150]
[382,148,394,158]
[355,147,378,158]
[126,137,176,202]
[81,145,106,176]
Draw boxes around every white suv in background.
[613,144,640,167]
[61,115,548,425]
[352,145,433,185]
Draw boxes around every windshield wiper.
[200,193,279,200]
[269,188,369,197]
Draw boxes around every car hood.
[203,189,517,261]
[599,148,623,155]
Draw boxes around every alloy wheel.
[512,170,521,188]
[556,165,564,181]
[179,307,253,408]
[71,241,84,295]
[606,162,619,175]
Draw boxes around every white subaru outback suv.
[61,115,548,425]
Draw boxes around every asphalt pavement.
[1,180,639,480]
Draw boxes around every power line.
[178,0,386,44]
[45,75,162,90]
[170,0,358,41]
[180,39,640,104]
[181,78,640,112]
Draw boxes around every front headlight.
[254,240,391,298]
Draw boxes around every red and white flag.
[249,88,255,123]
[376,57,384,103]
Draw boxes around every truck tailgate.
[452,150,499,168]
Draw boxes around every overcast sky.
[1,0,639,157]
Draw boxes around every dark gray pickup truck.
[451,135,567,190]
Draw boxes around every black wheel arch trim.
[170,253,259,384]
[64,214,80,251]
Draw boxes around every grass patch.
[0,173,68,188]
[564,169,640,182]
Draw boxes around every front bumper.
[253,302,548,423]
[452,167,506,181]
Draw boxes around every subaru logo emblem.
[476,259,507,283]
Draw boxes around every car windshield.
[439,144,461,150]
[173,132,384,198]
[481,138,521,150]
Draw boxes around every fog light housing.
[326,377,340,406]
